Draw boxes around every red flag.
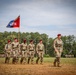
[7,16,20,28]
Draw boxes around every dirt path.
[0,63,76,75]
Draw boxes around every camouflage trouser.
[5,51,11,63]
[54,48,63,66]
[5,51,11,58]
[55,48,62,57]
[36,51,44,64]
[12,49,19,57]
[20,50,27,64]
[12,49,19,63]
[28,51,34,64]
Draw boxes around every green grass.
[0,57,76,65]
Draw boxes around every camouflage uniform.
[5,43,12,63]
[20,43,28,64]
[53,38,63,67]
[36,43,44,64]
[28,43,35,64]
[12,41,19,64]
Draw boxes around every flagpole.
[18,27,20,43]
[18,15,20,43]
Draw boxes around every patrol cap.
[57,34,61,36]
[30,40,33,42]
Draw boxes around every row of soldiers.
[5,38,44,64]
[5,34,63,67]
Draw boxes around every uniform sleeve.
[61,41,63,51]
[43,45,45,54]
[53,39,57,50]
[5,44,7,50]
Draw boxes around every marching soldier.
[28,40,35,64]
[53,34,63,67]
[12,38,19,64]
[36,40,44,64]
[20,39,28,64]
[5,40,12,63]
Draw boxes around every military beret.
[57,34,61,36]
[14,38,17,40]
[8,40,11,43]
[30,40,33,42]
[24,39,26,42]
[39,40,42,42]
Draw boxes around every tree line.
[0,31,76,57]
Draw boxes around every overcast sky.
[0,0,76,38]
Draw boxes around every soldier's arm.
[5,44,7,51]
[61,41,63,52]
[43,45,45,54]
[53,39,58,52]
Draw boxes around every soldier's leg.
[28,57,31,64]
[7,52,11,64]
[40,53,43,64]
[12,57,16,64]
[57,51,62,67]
[54,57,57,67]
[24,52,27,63]
[57,52,61,67]
[36,52,40,64]
[5,57,8,63]
[31,52,34,64]
[15,50,19,63]
[54,51,60,67]
[20,57,24,64]
[5,52,8,63]
[12,51,16,64]
[28,52,31,64]
[5,52,10,64]
[57,57,60,67]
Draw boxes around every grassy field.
[0,57,76,75]
[0,57,76,64]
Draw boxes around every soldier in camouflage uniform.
[12,38,19,64]
[28,40,35,64]
[36,40,44,64]
[5,40,12,63]
[20,39,28,64]
[53,34,63,67]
